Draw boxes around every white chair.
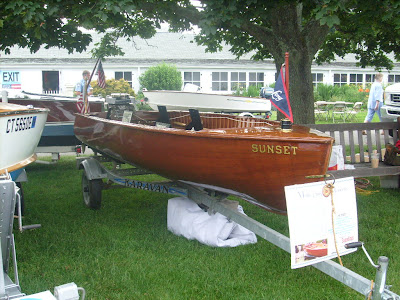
[332,101,347,122]
[346,102,363,122]
[314,101,329,121]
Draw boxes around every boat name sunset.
[251,144,298,155]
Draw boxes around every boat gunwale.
[0,108,49,116]
[0,154,37,174]
[9,98,104,104]
[0,102,49,115]
[75,113,334,143]
[143,90,268,100]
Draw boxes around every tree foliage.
[139,63,182,90]
[2,0,400,123]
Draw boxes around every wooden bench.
[304,120,400,186]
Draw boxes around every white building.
[1,31,400,97]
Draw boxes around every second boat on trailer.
[74,106,334,214]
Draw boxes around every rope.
[355,178,377,195]
[324,183,343,266]
[366,280,374,300]
[355,178,372,189]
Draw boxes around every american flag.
[97,61,106,88]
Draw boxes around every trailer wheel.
[82,172,103,209]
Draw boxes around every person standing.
[74,70,93,99]
[364,73,384,123]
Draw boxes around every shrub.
[139,63,182,90]
[92,78,135,98]
[233,85,263,97]
[314,84,368,103]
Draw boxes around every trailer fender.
[79,158,107,181]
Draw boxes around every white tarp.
[167,197,257,247]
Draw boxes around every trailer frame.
[77,154,400,300]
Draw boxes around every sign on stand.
[285,177,358,269]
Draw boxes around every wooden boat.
[7,92,103,148]
[304,243,328,257]
[0,102,48,174]
[142,90,272,113]
[74,109,334,213]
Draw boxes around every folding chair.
[346,102,363,122]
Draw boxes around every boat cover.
[167,197,257,247]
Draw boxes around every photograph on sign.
[285,177,358,269]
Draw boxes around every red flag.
[97,61,106,88]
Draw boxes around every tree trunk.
[266,3,328,124]
[273,53,315,124]
[287,51,315,124]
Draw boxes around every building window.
[388,74,400,83]
[115,71,132,87]
[42,71,59,94]
[249,72,264,87]
[349,73,363,85]
[312,73,323,86]
[212,72,228,91]
[365,74,375,83]
[183,72,200,87]
[231,72,246,91]
[333,73,347,86]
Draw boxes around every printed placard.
[285,177,358,269]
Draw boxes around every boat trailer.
[0,173,86,299]
[78,154,400,300]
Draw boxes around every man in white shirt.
[364,73,384,123]
[74,70,93,99]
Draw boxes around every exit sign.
[1,71,21,89]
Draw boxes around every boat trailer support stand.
[179,182,399,300]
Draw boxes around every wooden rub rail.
[304,120,400,181]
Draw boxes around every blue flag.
[272,66,293,122]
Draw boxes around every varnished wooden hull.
[74,111,334,213]
[8,98,103,147]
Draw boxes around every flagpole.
[84,58,101,114]
[285,52,289,95]
[88,58,100,84]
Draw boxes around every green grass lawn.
[315,109,381,124]
[13,156,400,299]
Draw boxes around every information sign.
[285,177,358,269]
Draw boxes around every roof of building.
[1,32,260,61]
[1,31,398,68]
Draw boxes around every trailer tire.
[82,172,103,210]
